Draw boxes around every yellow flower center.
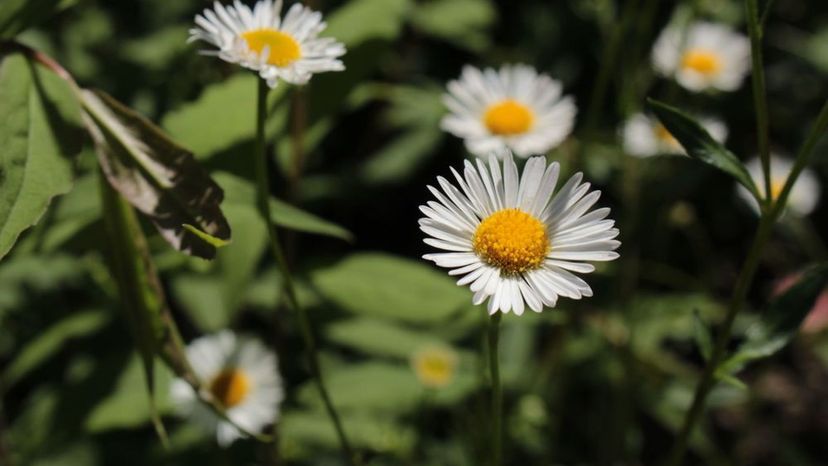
[681,49,721,76]
[412,347,457,388]
[241,29,301,67]
[653,123,680,149]
[209,368,250,408]
[472,208,549,275]
[483,100,534,136]
[770,179,785,200]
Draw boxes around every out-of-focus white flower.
[652,21,750,92]
[621,113,728,157]
[171,331,283,447]
[441,64,576,158]
[410,345,459,388]
[737,155,821,215]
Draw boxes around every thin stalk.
[253,78,356,465]
[665,99,828,466]
[488,312,503,466]
[745,0,772,208]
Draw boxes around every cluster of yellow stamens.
[483,99,534,135]
[241,29,301,67]
[209,368,251,408]
[681,49,721,76]
[472,208,549,275]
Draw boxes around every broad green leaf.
[692,308,713,361]
[171,203,267,331]
[5,309,108,386]
[720,264,828,374]
[311,253,468,323]
[647,98,760,200]
[85,353,174,432]
[0,53,82,260]
[82,89,231,260]
[326,318,447,359]
[39,173,101,252]
[281,410,415,457]
[213,171,353,241]
[410,0,496,51]
[161,74,288,160]
[0,0,70,38]
[324,0,411,47]
[182,224,230,248]
[299,362,422,413]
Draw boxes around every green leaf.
[5,309,108,386]
[182,224,230,248]
[324,0,411,47]
[647,98,760,200]
[0,0,69,38]
[84,353,174,432]
[213,171,353,241]
[0,53,82,260]
[82,89,231,260]
[410,0,496,51]
[299,362,423,413]
[721,264,828,374]
[162,74,287,159]
[692,308,713,361]
[281,410,415,457]
[360,128,443,185]
[326,318,448,359]
[311,253,468,323]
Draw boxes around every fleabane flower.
[420,150,620,315]
[737,155,820,215]
[441,64,576,158]
[411,345,459,388]
[189,0,345,88]
[652,21,749,92]
[171,331,284,447]
[621,113,727,157]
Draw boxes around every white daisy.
[621,112,728,158]
[441,64,577,158]
[737,155,821,215]
[652,21,750,92]
[189,0,346,88]
[171,331,284,447]
[420,150,620,315]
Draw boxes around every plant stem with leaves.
[665,98,828,466]
[253,78,356,465]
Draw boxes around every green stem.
[745,0,772,208]
[253,78,356,465]
[664,98,828,466]
[488,312,503,466]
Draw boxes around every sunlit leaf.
[0,53,82,260]
[82,89,231,260]
[692,308,713,361]
[281,410,415,457]
[311,253,468,323]
[324,0,411,47]
[410,0,496,51]
[648,98,760,200]
[213,171,353,241]
[326,318,447,358]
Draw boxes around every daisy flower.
[171,331,284,446]
[737,155,820,215]
[420,150,620,315]
[652,21,750,92]
[410,345,459,388]
[621,112,728,157]
[441,64,577,158]
[189,0,346,88]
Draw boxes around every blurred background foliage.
[1,0,828,465]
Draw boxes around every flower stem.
[253,78,356,465]
[488,312,503,466]
[745,0,772,208]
